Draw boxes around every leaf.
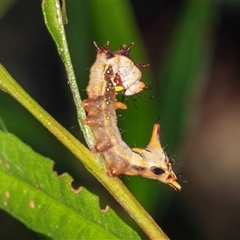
[0,130,140,239]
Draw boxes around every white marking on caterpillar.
[83,42,181,190]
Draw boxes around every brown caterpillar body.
[83,42,181,190]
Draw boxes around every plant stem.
[41,0,95,149]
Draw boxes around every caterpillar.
[82,42,181,190]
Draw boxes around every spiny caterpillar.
[82,42,181,190]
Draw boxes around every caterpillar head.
[130,124,181,190]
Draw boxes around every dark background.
[1,1,240,239]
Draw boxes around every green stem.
[41,0,95,148]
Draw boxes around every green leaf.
[0,130,140,239]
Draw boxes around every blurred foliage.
[0,0,16,19]
[0,0,218,239]
[158,2,213,151]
